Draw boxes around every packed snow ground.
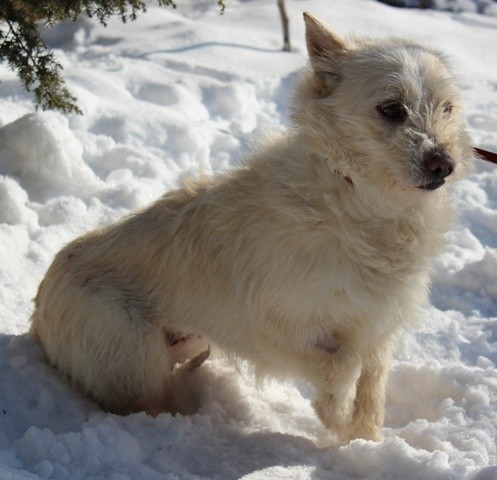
[0,0,496,478]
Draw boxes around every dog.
[30,12,474,442]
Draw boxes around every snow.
[389,1,497,16]
[0,0,496,478]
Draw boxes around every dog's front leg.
[340,336,396,442]
[308,344,363,435]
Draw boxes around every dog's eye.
[377,102,407,122]
[443,104,453,115]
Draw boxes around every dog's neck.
[323,156,450,223]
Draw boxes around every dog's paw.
[312,389,355,430]
[343,406,385,442]
[164,328,210,365]
[337,422,384,443]
[185,346,211,371]
[314,398,383,442]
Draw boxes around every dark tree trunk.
[277,0,290,52]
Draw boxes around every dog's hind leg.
[32,272,205,416]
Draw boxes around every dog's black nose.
[423,150,455,179]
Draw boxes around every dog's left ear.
[303,12,349,96]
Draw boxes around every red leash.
[475,147,497,165]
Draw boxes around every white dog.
[31,13,474,441]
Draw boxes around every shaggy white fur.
[31,12,474,442]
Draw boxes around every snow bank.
[377,0,497,15]
[0,0,496,479]
[0,113,102,201]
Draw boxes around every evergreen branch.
[0,4,82,113]
[0,0,226,114]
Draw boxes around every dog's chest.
[284,216,432,323]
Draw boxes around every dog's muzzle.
[418,149,455,191]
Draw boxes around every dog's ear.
[303,12,349,96]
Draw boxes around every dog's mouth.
[417,179,445,191]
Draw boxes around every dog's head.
[296,13,474,204]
